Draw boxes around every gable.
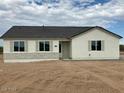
[71,27,122,39]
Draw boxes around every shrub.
[0,47,3,54]
[120,45,124,52]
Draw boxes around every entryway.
[59,41,71,59]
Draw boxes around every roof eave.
[97,26,123,39]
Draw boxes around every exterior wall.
[71,28,120,60]
[4,53,59,63]
[28,40,36,53]
[3,39,59,63]
[53,41,59,52]
[4,40,11,53]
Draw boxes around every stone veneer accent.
[4,53,59,59]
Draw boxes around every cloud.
[117,0,124,3]
[0,0,124,30]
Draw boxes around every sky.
[0,0,124,46]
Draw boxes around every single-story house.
[1,26,123,63]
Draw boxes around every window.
[91,40,102,51]
[91,41,96,50]
[39,42,44,51]
[39,41,50,51]
[14,41,25,52]
[97,41,101,51]
[45,41,50,51]
[59,44,61,53]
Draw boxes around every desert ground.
[0,54,124,93]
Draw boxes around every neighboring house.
[1,26,123,63]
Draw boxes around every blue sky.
[0,0,124,46]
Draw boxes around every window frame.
[91,40,102,51]
[38,41,50,52]
[13,41,25,52]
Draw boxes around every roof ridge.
[12,26,95,28]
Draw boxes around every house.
[1,26,123,63]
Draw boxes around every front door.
[61,42,70,59]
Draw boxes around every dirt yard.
[0,55,124,93]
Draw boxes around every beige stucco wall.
[53,41,59,52]
[28,40,36,53]
[4,40,59,53]
[3,40,11,53]
[71,28,120,60]
[3,39,59,62]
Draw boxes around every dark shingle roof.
[1,26,122,39]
